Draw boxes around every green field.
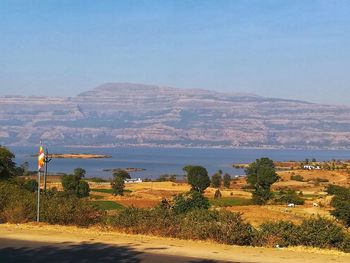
[90,200,124,210]
[91,188,132,194]
[209,197,252,207]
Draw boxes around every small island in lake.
[103,167,146,173]
[48,153,112,159]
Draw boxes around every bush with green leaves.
[274,189,304,205]
[0,181,36,223]
[256,217,349,251]
[109,207,254,246]
[172,190,210,214]
[327,185,350,227]
[179,209,255,245]
[290,174,304,182]
[40,191,105,226]
[0,181,104,226]
[61,168,90,198]
[256,221,299,247]
[155,174,177,182]
[108,206,181,236]
[326,184,350,196]
[297,217,347,249]
[23,179,38,193]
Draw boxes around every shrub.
[172,191,209,214]
[87,177,108,183]
[109,207,255,246]
[108,206,181,236]
[23,179,38,193]
[256,221,298,247]
[274,189,305,205]
[256,218,348,251]
[0,181,36,223]
[297,217,346,249]
[156,174,177,182]
[290,174,304,182]
[40,192,105,226]
[61,173,90,198]
[326,184,350,196]
[179,209,255,245]
[327,185,350,227]
[76,180,90,198]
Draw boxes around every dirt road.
[0,223,349,263]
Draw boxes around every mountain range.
[1,82,350,149]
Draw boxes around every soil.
[0,223,349,263]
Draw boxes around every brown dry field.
[1,223,349,263]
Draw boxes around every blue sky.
[0,0,350,105]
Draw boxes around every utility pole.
[44,148,52,193]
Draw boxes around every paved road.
[0,238,235,263]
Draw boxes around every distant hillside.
[1,82,350,149]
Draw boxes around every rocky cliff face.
[1,83,350,149]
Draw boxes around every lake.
[9,146,350,179]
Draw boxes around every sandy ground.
[0,223,349,263]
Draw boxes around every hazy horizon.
[1,1,350,105]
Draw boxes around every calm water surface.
[9,146,350,179]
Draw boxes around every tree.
[223,173,231,188]
[111,169,130,196]
[245,158,279,205]
[0,146,17,180]
[73,168,86,180]
[111,175,126,196]
[214,189,222,199]
[61,168,90,198]
[61,174,77,192]
[211,171,222,188]
[184,165,210,193]
[113,169,131,180]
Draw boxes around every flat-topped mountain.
[1,82,350,149]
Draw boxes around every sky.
[0,0,350,105]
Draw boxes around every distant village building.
[124,178,143,183]
[303,165,320,170]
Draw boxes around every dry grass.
[226,205,305,227]
[45,170,350,225]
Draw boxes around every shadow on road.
[0,241,143,263]
[0,238,236,263]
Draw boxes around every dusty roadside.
[0,223,349,263]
